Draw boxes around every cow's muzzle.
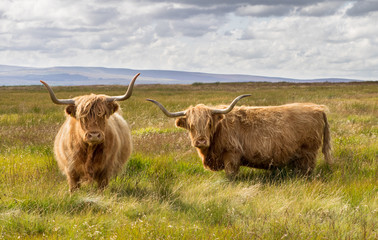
[194,137,209,148]
[84,131,104,144]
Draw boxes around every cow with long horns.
[147,95,332,176]
[41,74,139,192]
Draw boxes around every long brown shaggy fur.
[175,103,332,176]
[54,94,132,192]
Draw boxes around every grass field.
[0,81,377,239]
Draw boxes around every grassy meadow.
[0,81,377,239]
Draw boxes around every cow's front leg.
[223,151,241,177]
[67,170,81,193]
[94,169,109,190]
[97,178,109,190]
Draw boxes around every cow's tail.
[322,112,333,164]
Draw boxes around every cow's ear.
[175,117,188,129]
[65,105,76,117]
[107,101,119,116]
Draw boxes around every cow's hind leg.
[223,151,241,178]
[290,150,317,175]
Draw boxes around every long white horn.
[146,99,186,118]
[210,94,251,114]
[40,80,75,105]
[106,73,140,102]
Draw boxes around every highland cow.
[41,73,140,192]
[147,95,332,176]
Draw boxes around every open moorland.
[0,81,377,239]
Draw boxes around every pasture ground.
[0,81,377,239]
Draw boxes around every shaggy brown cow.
[41,74,139,192]
[147,95,332,176]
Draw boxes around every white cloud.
[296,2,345,16]
[236,5,294,17]
[0,0,377,80]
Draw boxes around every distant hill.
[0,65,365,86]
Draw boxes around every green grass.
[0,82,377,239]
[132,127,184,136]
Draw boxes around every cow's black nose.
[194,138,208,147]
[85,131,103,142]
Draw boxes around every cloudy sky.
[0,0,378,80]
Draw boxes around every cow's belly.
[241,151,293,169]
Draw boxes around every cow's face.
[175,105,224,149]
[66,95,119,145]
[41,74,139,145]
[147,95,250,149]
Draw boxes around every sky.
[0,0,378,80]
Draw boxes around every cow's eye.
[206,120,212,128]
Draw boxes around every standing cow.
[41,73,139,192]
[147,95,332,176]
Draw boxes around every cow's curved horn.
[40,80,75,105]
[210,94,251,114]
[106,73,140,102]
[146,99,186,118]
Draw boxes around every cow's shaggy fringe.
[75,94,114,120]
